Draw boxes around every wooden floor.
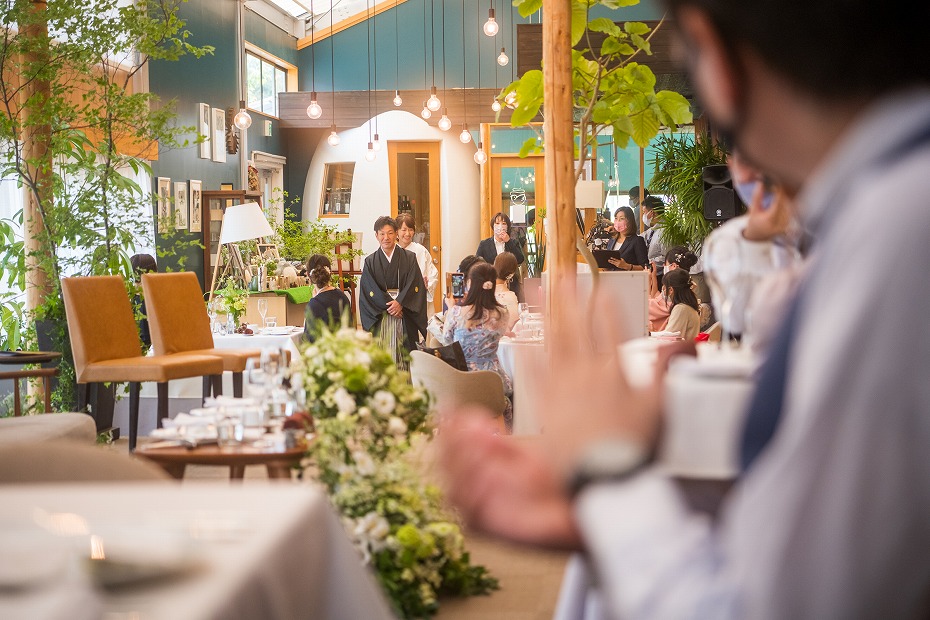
[114,438,570,619]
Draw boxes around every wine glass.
[257,299,268,331]
[518,302,530,328]
[207,299,219,334]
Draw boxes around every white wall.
[302,110,482,276]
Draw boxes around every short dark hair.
[628,186,649,199]
[306,254,332,288]
[665,246,698,271]
[642,196,664,211]
[662,268,699,311]
[612,206,636,236]
[664,0,930,100]
[457,254,485,275]
[130,254,157,279]
[493,251,518,281]
[373,216,397,233]
[490,212,512,233]
[395,212,416,230]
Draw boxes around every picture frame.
[256,243,279,260]
[174,181,189,229]
[156,176,171,233]
[198,103,211,160]
[212,107,226,163]
[189,180,202,233]
[220,183,234,191]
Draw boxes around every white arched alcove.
[302,110,482,275]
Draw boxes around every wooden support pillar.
[479,123,491,239]
[639,147,646,233]
[21,0,53,311]
[542,0,576,339]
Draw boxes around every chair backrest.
[0,440,173,483]
[141,272,214,355]
[61,276,142,381]
[409,350,508,417]
[704,321,722,343]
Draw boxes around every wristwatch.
[566,438,649,499]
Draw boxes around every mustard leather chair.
[141,272,262,398]
[61,276,225,451]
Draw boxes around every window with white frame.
[246,50,289,118]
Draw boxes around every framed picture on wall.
[189,180,202,233]
[198,103,211,160]
[174,181,189,229]
[156,176,171,233]
[220,183,234,191]
[212,107,226,163]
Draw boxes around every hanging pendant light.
[497,47,509,66]
[420,102,432,119]
[393,0,402,107]
[438,109,452,131]
[483,7,498,36]
[504,90,517,107]
[365,142,377,161]
[327,125,341,146]
[491,99,502,112]
[306,93,323,119]
[393,90,403,106]
[474,141,487,165]
[373,133,382,151]
[326,5,338,146]
[427,86,442,111]
[459,123,472,144]
[306,13,323,119]
[233,101,252,130]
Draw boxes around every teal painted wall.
[299,0,664,91]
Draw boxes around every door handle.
[432,258,438,264]
[432,246,439,252]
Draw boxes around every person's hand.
[386,300,403,317]
[438,410,583,550]
[743,184,793,242]
[608,257,630,270]
[496,231,511,244]
[647,263,659,296]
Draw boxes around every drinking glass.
[518,302,530,327]
[257,299,268,329]
[264,316,277,329]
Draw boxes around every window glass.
[246,54,262,110]
[245,50,290,117]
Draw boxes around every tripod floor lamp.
[208,202,274,301]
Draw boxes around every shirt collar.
[380,246,395,262]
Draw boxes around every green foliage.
[0,0,212,409]
[271,203,364,284]
[505,0,693,181]
[649,132,729,250]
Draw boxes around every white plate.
[263,327,298,335]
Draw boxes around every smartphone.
[448,272,465,298]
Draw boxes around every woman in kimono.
[359,216,428,370]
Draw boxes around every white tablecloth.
[0,484,394,620]
[497,338,545,435]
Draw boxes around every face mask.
[643,212,652,227]
[735,180,775,211]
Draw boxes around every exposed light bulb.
[438,111,452,131]
[393,91,403,106]
[372,133,382,151]
[497,48,509,66]
[365,142,376,162]
[306,100,323,120]
[420,103,432,119]
[426,86,442,111]
[504,91,517,107]
[483,9,499,36]
[474,142,487,165]
[233,109,252,130]
[491,99,502,113]
[459,125,472,144]
[327,127,341,146]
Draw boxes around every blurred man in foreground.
[438,0,930,617]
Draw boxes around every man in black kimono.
[359,216,428,368]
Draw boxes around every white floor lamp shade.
[209,202,275,300]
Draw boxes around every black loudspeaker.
[702,165,738,221]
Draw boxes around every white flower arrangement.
[292,324,497,618]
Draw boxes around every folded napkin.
[204,396,258,408]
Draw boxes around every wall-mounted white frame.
[198,103,211,159]
[174,181,189,229]
[189,180,202,233]
[212,107,227,163]
[156,176,171,233]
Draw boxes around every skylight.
[265,0,311,19]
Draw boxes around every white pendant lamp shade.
[438,111,452,131]
[426,86,442,111]
[497,48,509,66]
[233,108,252,130]
[306,93,323,119]
[474,142,487,165]
[327,125,341,146]
[393,91,403,106]
[219,202,273,244]
[483,9,499,36]
[420,103,432,119]
[459,125,472,144]
[491,99,502,112]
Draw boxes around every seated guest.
[442,262,513,429]
[476,212,526,301]
[303,254,351,342]
[396,212,439,302]
[662,268,701,340]
[648,246,698,331]
[129,253,157,348]
[443,255,486,313]
[493,252,520,330]
[605,206,648,271]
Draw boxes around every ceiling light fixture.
[483,6,498,36]
[306,12,323,119]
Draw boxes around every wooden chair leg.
[12,378,21,416]
[233,372,243,398]
[128,382,141,452]
[156,383,169,428]
[42,376,52,413]
[211,374,223,399]
[202,376,211,402]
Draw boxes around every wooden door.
[388,141,442,313]
[489,156,547,276]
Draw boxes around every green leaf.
[624,21,651,36]
[600,0,640,7]
[630,107,660,148]
[515,0,543,18]
[656,90,693,125]
[571,2,589,46]
[587,18,623,38]
[510,70,544,126]
[630,33,652,54]
[518,137,541,158]
[601,37,635,56]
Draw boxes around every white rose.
[357,406,371,418]
[333,387,356,415]
[371,390,396,416]
[355,330,373,342]
[387,416,407,436]
[352,450,376,476]
[354,350,371,367]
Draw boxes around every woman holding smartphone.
[476,212,525,301]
